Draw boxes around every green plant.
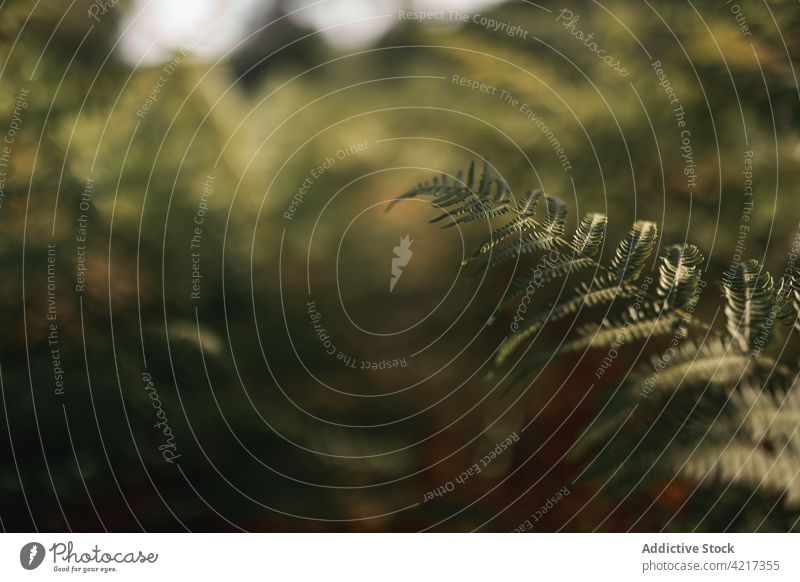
[394,160,800,525]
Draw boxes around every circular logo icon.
[20,542,46,570]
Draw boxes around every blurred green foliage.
[1,0,799,531]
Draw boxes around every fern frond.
[723,260,775,353]
[576,391,723,486]
[516,188,543,214]
[443,204,512,227]
[540,195,568,240]
[429,185,472,209]
[464,209,540,265]
[386,168,463,211]
[642,337,754,393]
[468,195,568,272]
[569,213,607,257]
[658,244,704,309]
[497,303,682,392]
[430,189,512,225]
[681,380,800,508]
[609,220,658,282]
[493,223,659,365]
[565,303,683,353]
[494,213,608,312]
[395,161,800,518]
[473,234,557,273]
[775,268,800,329]
[386,160,507,211]
[497,256,597,313]
[569,337,754,460]
[475,158,492,197]
[495,277,638,366]
[439,159,501,206]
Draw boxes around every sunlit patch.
[412,0,506,13]
[118,0,512,63]
[287,0,400,49]
[118,0,256,65]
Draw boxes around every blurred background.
[1,0,799,531]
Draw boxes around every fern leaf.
[609,220,658,282]
[642,337,755,394]
[497,256,597,313]
[569,213,607,257]
[464,216,538,265]
[576,391,723,486]
[540,195,568,240]
[505,304,684,391]
[392,163,800,515]
[476,158,491,197]
[429,191,508,223]
[569,337,755,459]
[386,171,456,211]
[495,277,637,366]
[723,260,775,353]
[681,380,800,508]
[468,195,567,272]
[516,188,543,214]
[431,184,473,208]
[442,203,512,227]
[472,234,557,274]
[495,214,607,311]
[564,303,683,353]
[465,160,475,191]
[775,268,800,328]
[658,244,704,309]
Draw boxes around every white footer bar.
[1,533,797,581]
